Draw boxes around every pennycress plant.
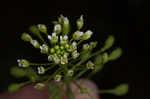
[8,15,128,99]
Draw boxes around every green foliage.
[47,85,61,99]
[111,84,128,96]
[108,48,122,61]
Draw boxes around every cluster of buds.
[19,15,96,82]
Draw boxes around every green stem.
[30,63,53,66]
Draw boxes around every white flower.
[17,59,30,68]
[83,43,90,50]
[37,24,47,33]
[30,40,40,48]
[82,30,93,40]
[73,31,83,40]
[60,35,68,44]
[64,17,69,24]
[54,24,61,34]
[61,55,68,64]
[54,74,62,82]
[37,66,45,74]
[48,55,54,61]
[40,44,49,54]
[48,33,58,43]
[70,41,77,51]
[86,61,94,70]
[72,50,79,59]
[67,70,74,76]
[53,55,60,64]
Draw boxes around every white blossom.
[38,66,45,74]
[82,30,93,40]
[54,74,62,82]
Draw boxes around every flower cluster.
[16,15,122,83]
[9,15,128,98]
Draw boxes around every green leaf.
[101,35,115,51]
[8,83,21,93]
[47,85,61,99]
[10,67,26,78]
[108,48,122,61]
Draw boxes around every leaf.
[10,67,26,78]
[108,48,122,61]
[101,35,115,51]
[25,68,39,82]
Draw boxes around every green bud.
[108,48,122,61]
[62,17,70,34]
[34,83,45,90]
[21,33,32,42]
[56,50,61,55]
[50,48,55,54]
[60,46,64,50]
[40,44,49,54]
[17,59,30,68]
[102,53,108,64]
[65,44,70,49]
[86,61,94,69]
[8,83,21,93]
[83,43,90,51]
[29,25,44,42]
[82,30,93,40]
[101,84,128,96]
[77,15,84,30]
[54,24,61,34]
[112,84,128,96]
[30,40,40,48]
[101,35,115,51]
[37,24,47,34]
[94,55,103,65]
[29,25,40,36]
[10,67,26,78]
[54,45,59,50]
[38,66,45,74]
[89,41,97,50]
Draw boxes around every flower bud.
[48,55,54,61]
[21,33,32,42]
[37,24,47,33]
[50,48,55,54]
[89,41,97,50]
[67,70,74,76]
[61,55,68,64]
[72,50,79,59]
[73,31,83,40]
[83,43,90,51]
[40,44,49,54]
[86,61,94,69]
[48,33,58,44]
[34,83,45,90]
[82,30,93,40]
[54,74,62,82]
[37,66,45,74]
[54,24,61,34]
[62,17,70,34]
[17,59,30,68]
[77,15,84,30]
[30,40,40,48]
[53,55,60,64]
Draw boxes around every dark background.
[0,0,146,98]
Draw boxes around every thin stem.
[30,63,53,66]
[77,40,83,45]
